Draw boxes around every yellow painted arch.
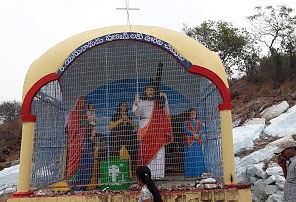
[23,25,227,101]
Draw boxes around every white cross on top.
[116,0,139,11]
[116,0,139,26]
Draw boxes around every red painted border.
[22,59,231,124]
[22,64,231,123]
[188,64,232,110]
[11,191,34,197]
[22,73,58,122]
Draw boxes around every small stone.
[201,173,213,179]
[200,178,217,184]
[195,184,204,189]
[204,183,218,189]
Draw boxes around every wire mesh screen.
[30,39,224,190]
[31,81,66,188]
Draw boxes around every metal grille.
[30,40,224,189]
[31,81,65,188]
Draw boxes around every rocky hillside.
[229,77,296,158]
[230,77,296,126]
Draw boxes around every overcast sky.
[1,0,296,102]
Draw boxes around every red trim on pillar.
[219,103,232,110]
[22,73,58,123]
[11,191,34,198]
[188,65,232,110]
[21,114,36,123]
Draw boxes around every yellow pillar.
[15,122,35,194]
[220,109,236,184]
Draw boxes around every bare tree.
[0,100,21,123]
[247,5,296,54]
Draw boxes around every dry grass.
[234,108,243,114]
[280,81,295,95]
[229,77,296,126]
[260,83,272,96]
[240,84,257,103]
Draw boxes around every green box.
[100,157,130,190]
